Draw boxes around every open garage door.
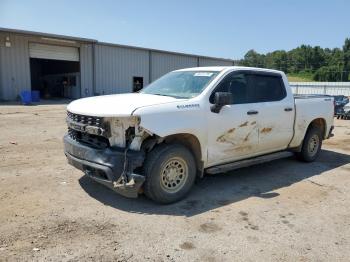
[29,43,80,99]
[29,43,79,61]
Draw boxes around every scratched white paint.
[66,66,335,168]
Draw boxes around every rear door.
[250,73,294,153]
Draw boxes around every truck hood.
[67,93,182,117]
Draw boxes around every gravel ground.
[0,102,349,262]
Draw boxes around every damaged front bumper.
[64,135,145,198]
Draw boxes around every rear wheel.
[143,144,196,204]
[297,126,322,162]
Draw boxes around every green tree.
[314,65,343,81]
[241,49,265,67]
[343,38,350,81]
[239,37,350,81]
[310,46,325,71]
[265,50,289,72]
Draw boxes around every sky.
[0,0,349,60]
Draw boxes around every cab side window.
[210,72,286,104]
[210,73,251,104]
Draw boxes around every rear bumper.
[64,134,145,198]
[327,125,334,139]
[335,109,344,116]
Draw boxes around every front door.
[207,72,259,166]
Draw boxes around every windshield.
[141,71,219,99]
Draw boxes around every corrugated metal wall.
[0,32,31,100]
[80,44,94,97]
[0,30,234,100]
[93,48,234,93]
[150,52,198,81]
[199,57,233,67]
[94,44,149,95]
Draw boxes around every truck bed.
[294,94,333,99]
[288,95,334,148]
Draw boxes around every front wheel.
[143,144,196,204]
[297,126,323,162]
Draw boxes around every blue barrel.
[20,91,32,105]
[31,90,40,102]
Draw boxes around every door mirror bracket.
[210,92,232,113]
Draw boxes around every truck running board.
[206,151,294,175]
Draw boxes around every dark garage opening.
[133,76,143,92]
[30,58,80,99]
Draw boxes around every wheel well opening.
[162,133,203,175]
[308,118,326,139]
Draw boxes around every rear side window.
[252,75,286,102]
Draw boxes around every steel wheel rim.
[160,157,188,193]
[308,134,320,156]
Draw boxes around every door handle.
[247,110,258,115]
[284,107,293,112]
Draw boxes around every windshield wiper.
[152,93,171,97]
[149,93,187,99]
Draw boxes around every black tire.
[297,126,323,162]
[337,115,340,119]
[143,143,196,204]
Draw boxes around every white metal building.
[0,28,234,101]
[290,82,350,96]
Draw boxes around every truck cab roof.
[176,66,284,75]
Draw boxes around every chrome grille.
[66,111,110,149]
[67,111,103,127]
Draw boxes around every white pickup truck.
[64,66,334,203]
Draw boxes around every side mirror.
[211,92,232,113]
